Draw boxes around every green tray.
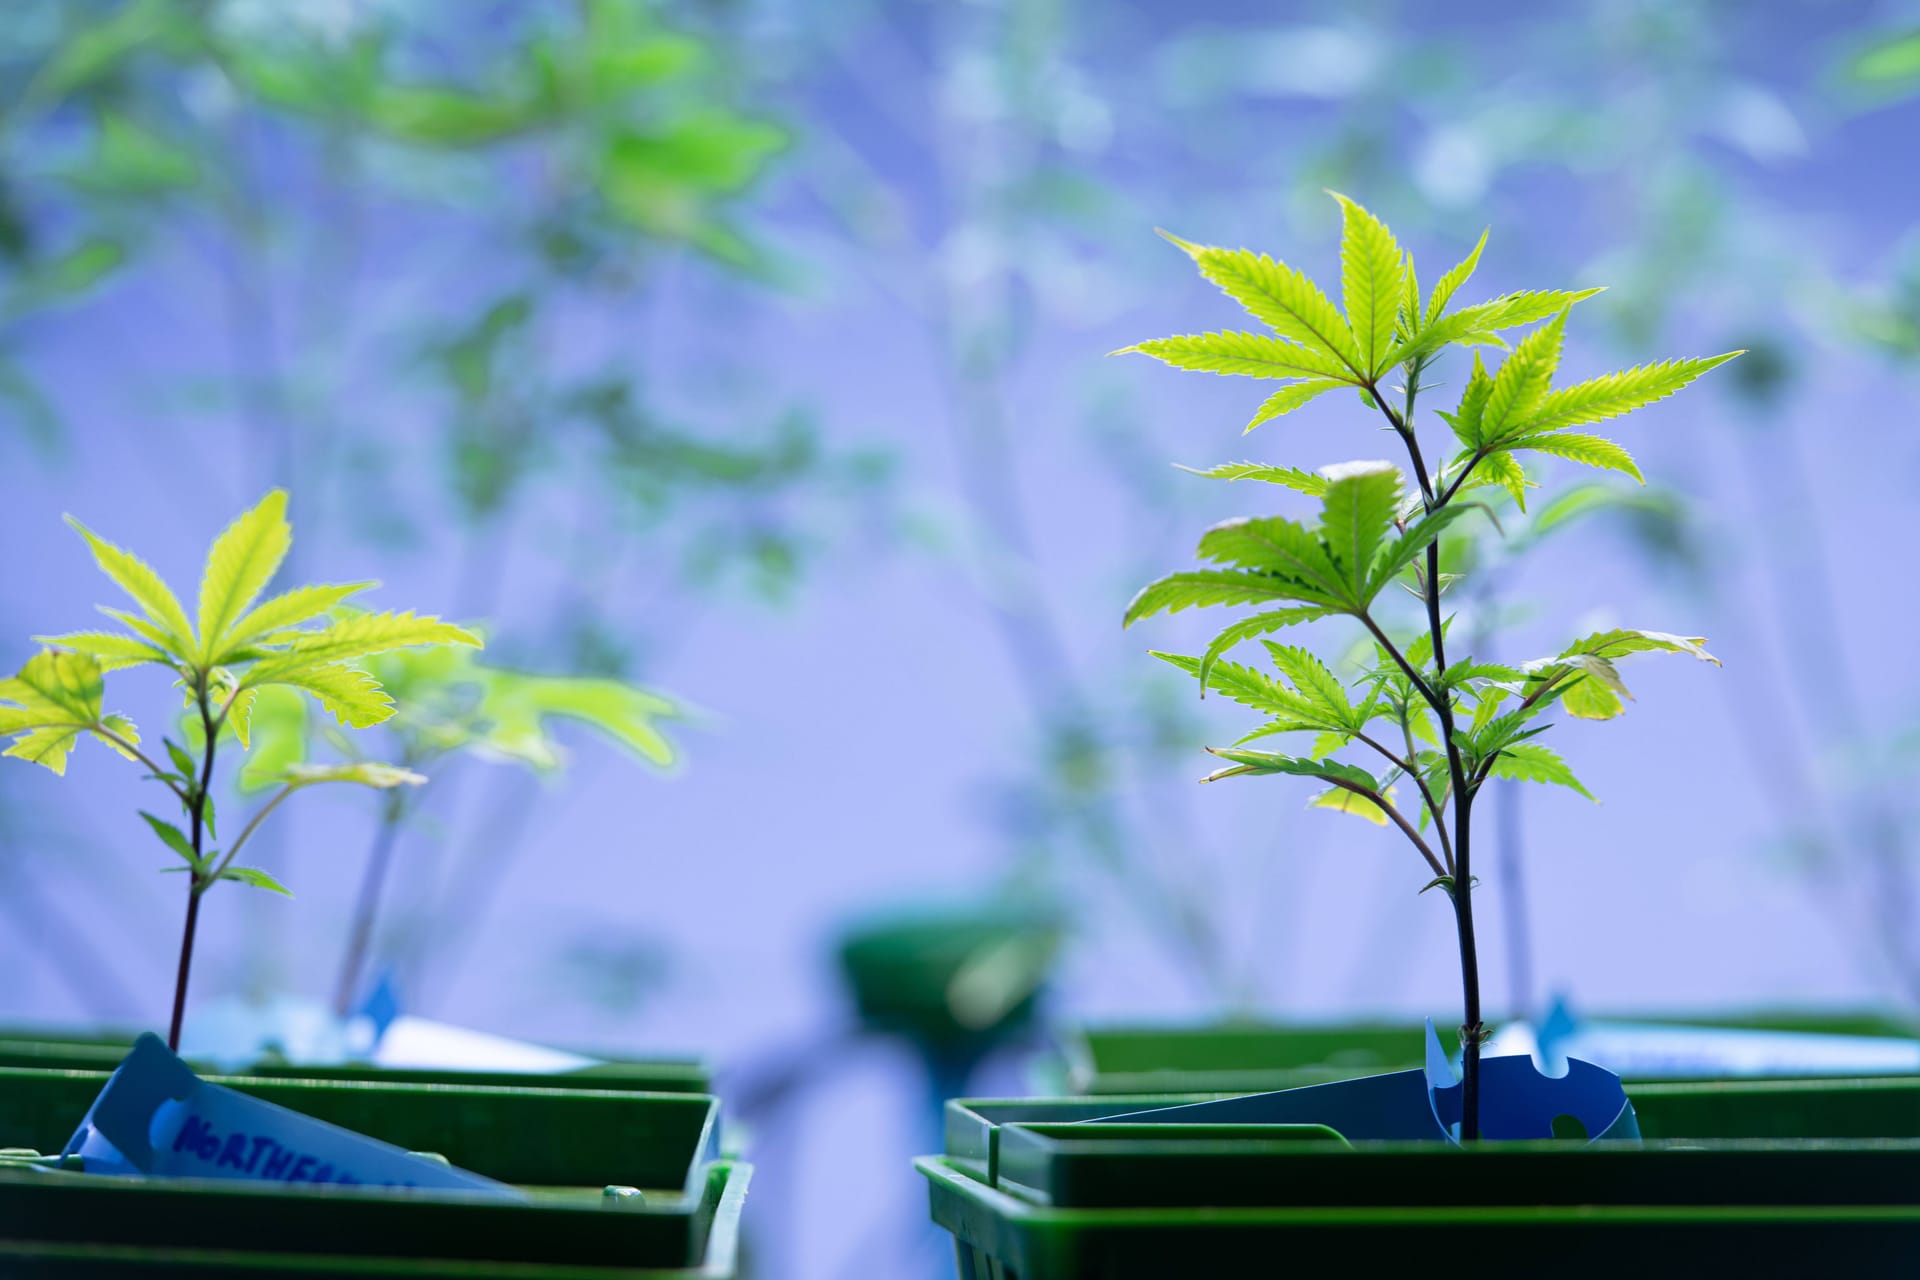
[0,1035,709,1095]
[920,1156,1920,1278]
[995,1126,1920,1209]
[1060,1011,1919,1095]
[0,1162,749,1278]
[944,1076,1920,1209]
[0,1065,729,1270]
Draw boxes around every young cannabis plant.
[0,490,478,1049]
[1121,195,1738,1140]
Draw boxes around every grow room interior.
[0,2,1917,1277]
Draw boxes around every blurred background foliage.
[1,2,1918,1276]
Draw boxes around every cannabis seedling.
[0,490,477,1049]
[1122,196,1738,1139]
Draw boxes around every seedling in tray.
[0,489,477,1049]
[1122,196,1738,1138]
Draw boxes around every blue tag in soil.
[62,1033,520,1196]
[1093,1019,1639,1143]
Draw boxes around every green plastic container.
[948,1078,1920,1208]
[0,1163,750,1278]
[1060,1011,1919,1095]
[0,1064,740,1273]
[920,1156,1920,1278]
[0,1035,709,1095]
[927,1076,1920,1274]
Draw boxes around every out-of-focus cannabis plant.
[238,642,680,1017]
[0,490,475,1048]
[1122,196,1737,1137]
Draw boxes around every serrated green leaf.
[1166,237,1365,374]
[1202,746,1378,790]
[64,516,194,657]
[93,713,142,760]
[223,687,259,749]
[219,582,375,657]
[1440,661,1526,688]
[1125,570,1342,626]
[1488,742,1596,801]
[32,630,169,672]
[1307,729,1351,760]
[1458,289,1602,333]
[1425,228,1488,325]
[1439,353,1495,448]
[1481,311,1568,443]
[256,664,395,729]
[4,649,104,722]
[1565,628,1719,664]
[1174,462,1330,495]
[1234,717,1334,745]
[1194,516,1348,601]
[1463,713,1554,761]
[1117,331,1356,382]
[1318,461,1403,597]
[1261,643,1353,729]
[1389,288,1601,369]
[1196,608,1337,686]
[1154,650,1323,721]
[218,866,293,896]
[1245,379,1346,430]
[1499,432,1642,482]
[1473,449,1531,509]
[1469,684,1511,737]
[0,651,114,775]
[1399,253,1422,338]
[2,727,83,774]
[245,612,480,682]
[1557,656,1630,720]
[1330,192,1405,377]
[197,492,292,658]
[98,607,180,656]
[1510,353,1743,436]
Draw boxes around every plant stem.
[166,887,202,1053]
[169,681,219,1052]
[1372,381,1483,1140]
[1452,787,1484,1140]
[334,794,406,1018]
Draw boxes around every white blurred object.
[179,995,350,1070]
[367,1016,596,1073]
[177,995,596,1074]
[1487,1008,1920,1080]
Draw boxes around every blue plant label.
[1090,1020,1639,1144]
[61,1033,520,1197]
